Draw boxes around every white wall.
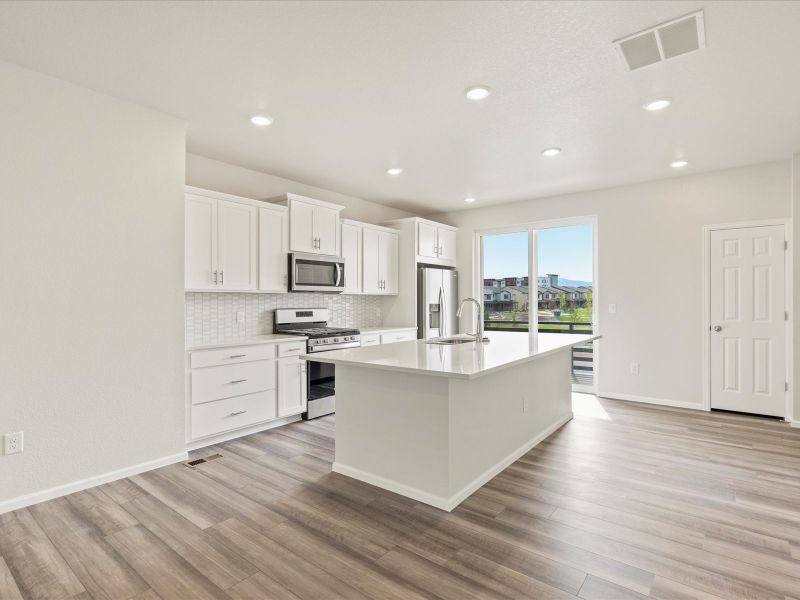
[433,161,792,409]
[793,154,800,425]
[0,60,186,509]
[187,153,412,224]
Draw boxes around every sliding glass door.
[478,218,597,392]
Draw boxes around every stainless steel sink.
[426,336,475,345]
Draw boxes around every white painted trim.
[334,413,573,512]
[701,219,793,420]
[599,391,704,411]
[0,451,188,515]
[791,421,800,429]
[187,415,301,451]
[185,185,287,212]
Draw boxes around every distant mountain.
[555,278,592,287]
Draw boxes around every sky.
[482,224,593,282]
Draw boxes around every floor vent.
[614,10,705,71]
[186,453,223,467]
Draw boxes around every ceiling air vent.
[614,10,706,71]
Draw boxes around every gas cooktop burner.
[278,327,360,338]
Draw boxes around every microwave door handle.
[335,263,343,287]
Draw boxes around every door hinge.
[786,381,790,392]
[786,311,789,321]
[785,240,789,250]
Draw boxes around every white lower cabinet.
[360,333,381,347]
[278,356,307,417]
[191,391,276,440]
[188,342,307,443]
[381,330,417,344]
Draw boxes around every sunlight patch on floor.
[572,392,610,420]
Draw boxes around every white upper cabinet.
[414,219,458,266]
[217,200,257,290]
[417,221,439,260]
[363,224,399,295]
[259,206,288,292]
[185,189,257,291]
[277,194,344,255]
[341,221,362,294]
[436,226,457,263]
[186,193,218,290]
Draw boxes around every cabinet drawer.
[381,330,417,344]
[190,344,276,369]
[360,334,381,346]
[278,341,306,357]
[191,390,276,439]
[191,360,276,405]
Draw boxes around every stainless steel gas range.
[273,308,360,419]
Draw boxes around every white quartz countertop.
[359,326,417,335]
[186,334,307,351]
[301,331,600,379]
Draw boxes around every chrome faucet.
[457,298,489,343]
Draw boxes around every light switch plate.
[236,310,245,323]
[608,303,617,314]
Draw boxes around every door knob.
[712,325,722,332]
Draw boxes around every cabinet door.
[259,208,288,292]
[417,221,438,259]
[380,231,399,294]
[362,227,382,294]
[341,223,362,294]
[314,205,339,255]
[185,194,218,289]
[278,357,307,417]
[437,227,457,262]
[218,200,257,290]
[289,200,316,253]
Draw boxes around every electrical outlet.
[4,432,23,455]
[630,362,640,376]
[236,310,245,324]
[522,396,529,413]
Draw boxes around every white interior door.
[710,225,786,417]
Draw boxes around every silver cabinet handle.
[220,270,224,285]
[213,270,218,284]
[229,354,246,359]
[713,325,722,332]
[230,410,247,416]
[229,379,247,384]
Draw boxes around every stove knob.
[334,337,340,343]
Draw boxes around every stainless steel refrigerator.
[417,266,459,339]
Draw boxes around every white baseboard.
[599,391,705,411]
[0,451,188,515]
[333,412,573,512]
[791,421,800,429]
[186,414,301,451]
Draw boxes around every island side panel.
[332,364,453,505]
[447,347,573,506]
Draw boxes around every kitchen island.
[303,331,600,511]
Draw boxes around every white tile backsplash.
[185,292,383,346]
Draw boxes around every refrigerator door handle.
[440,285,446,337]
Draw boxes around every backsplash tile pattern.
[185,292,383,345]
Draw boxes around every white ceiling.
[0,1,799,214]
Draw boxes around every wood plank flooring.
[3,394,800,599]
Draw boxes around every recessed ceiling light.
[643,99,671,111]
[464,197,477,204]
[386,167,403,176]
[542,147,562,157]
[670,159,688,168]
[250,115,273,127]
[464,85,491,101]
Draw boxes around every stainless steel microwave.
[289,253,345,293]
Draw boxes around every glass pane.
[536,224,594,386]
[482,231,529,332]
[296,261,336,285]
